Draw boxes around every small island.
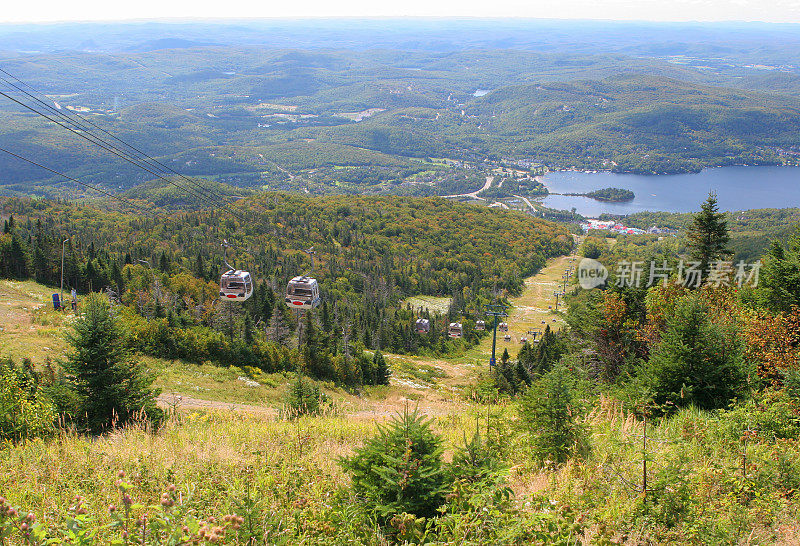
[585,187,635,201]
[559,187,635,201]
[562,187,636,202]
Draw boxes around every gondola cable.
[0,68,244,213]
[0,87,227,214]
[0,145,157,216]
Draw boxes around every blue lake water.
[540,166,800,216]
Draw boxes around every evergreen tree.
[755,228,800,313]
[643,294,746,412]
[373,350,391,385]
[519,364,588,465]
[302,310,333,380]
[687,192,731,281]
[194,252,205,280]
[339,407,447,519]
[63,293,161,432]
[268,300,290,344]
[519,325,565,377]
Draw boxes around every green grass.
[146,357,289,406]
[402,295,452,314]
[0,279,71,364]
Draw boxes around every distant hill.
[3,44,800,200]
[126,38,221,52]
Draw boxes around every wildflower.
[109,505,116,513]
[118,470,125,478]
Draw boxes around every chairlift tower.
[485,303,508,369]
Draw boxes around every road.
[513,194,538,212]
[441,175,494,200]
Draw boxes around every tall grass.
[1,398,799,543]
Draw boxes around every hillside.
[0,192,571,386]
[4,48,800,200]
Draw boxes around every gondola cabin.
[475,320,486,331]
[219,270,254,301]
[504,334,511,342]
[285,275,321,310]
[448,322,463,339]
[415,318,431,334]
[499,322,509,332]
[520,336,528,344]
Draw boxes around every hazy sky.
[3,0,800,24]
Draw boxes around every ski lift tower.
[485,303,508,369]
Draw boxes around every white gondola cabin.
[499,322,509,332]
[219,270,254,301]
[448,322,463,339]
[285,275,321,310]
[415,318,431,334]
[504,334,511,342]
[475,320,486,331]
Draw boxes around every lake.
[540,166,800,216]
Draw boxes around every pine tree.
[339,407,447,519]
[63,293,161,432]
[644,294,746,413]
[756,228,800,313]
[268,300,290,344]
[373,350,391,385]
[519,364,588,465]
[687,192,730,280]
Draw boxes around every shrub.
[716,389,800,442]
[518,364,589,465]
[281,374,326,418]
[0,358,56,442]
[339,407,447,520]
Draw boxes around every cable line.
[0,88,222,211]
[0,68,242,210]
[0,146,157,216]
[0,76,247,221]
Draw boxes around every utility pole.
[60,238,68,308]
[642,410,648,504]
[485,304,508,369]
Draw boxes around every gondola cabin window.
[219,270,253,301]
[285,275,321,309]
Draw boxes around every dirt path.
[157,392,456,419]
[157,393,277,415]
[513,194,537,212]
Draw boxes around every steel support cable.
[0,145,157,216]
[0,88,226,213]
[0,68,242,211]
[0,87,251,224]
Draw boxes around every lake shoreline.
[539,165,800,216]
